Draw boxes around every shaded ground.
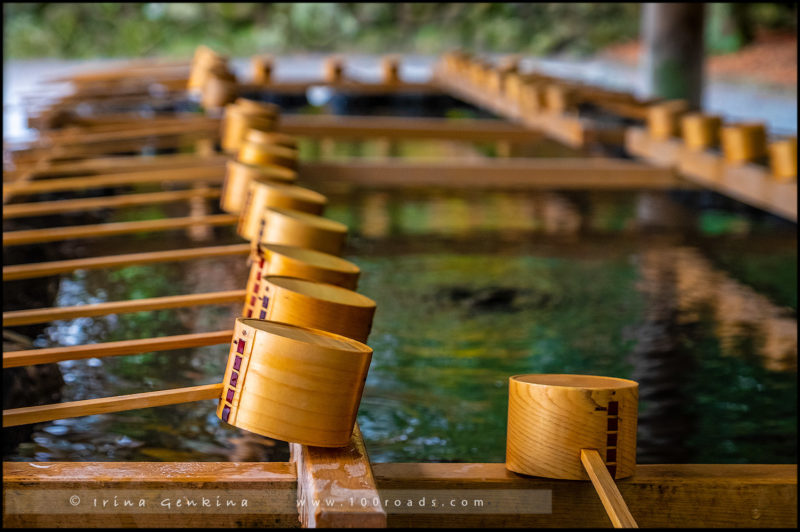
[603,31,798,88]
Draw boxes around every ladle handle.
[580,449,638,528]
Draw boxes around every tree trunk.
[640,3,706,110]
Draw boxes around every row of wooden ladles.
[213,97,641,497]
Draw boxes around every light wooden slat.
[300,158,685,189]
[17,153,228,179]
[3,330,233,368]
[581,449,638,528]
[373,463,797,528]
[43,118,220,146]
[3,243,250,281]
[2,383,224,427]
[291,423,387,528]
[40,114,217,138]
[3,188,222,219]
[280,115,542,143]
[3,461,299,528]
[3,165,224,197]
[241,80,438,95]
[6,136,201,169]
[2,290,245,326]
[3,213,238,246]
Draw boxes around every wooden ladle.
[506,374,640,528]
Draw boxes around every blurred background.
[3,2,798,61]
[4,3,797,136]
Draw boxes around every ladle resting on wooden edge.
[506,374,640,528]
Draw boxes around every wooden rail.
[3,243,250,281]
[3,213,238,246]
[2,463,795,527]
[373,463,797,528]
[3,165,224,198]
[2,290,245,326]
[280,115,543,143]
[3,188,222,219]
[300,158,686,189]
[7,132,212,164]
[241,79,438,95]
[434,71,624,149]
[3,461,299,528]
[11,153,228,179]
[2,383,224,427]
[2,330,233,368]
[625,127,797,222]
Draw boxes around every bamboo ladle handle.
[580,449,638,528]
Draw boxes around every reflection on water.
[3,189,796,464]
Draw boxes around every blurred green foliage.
[4,3,794,60]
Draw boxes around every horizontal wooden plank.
[3,165,225,197]
[291,424,387,528]
[3,213,238,246]
[42,118,219,146]
[240,80,438,95]
[300,158,685,189]
[280,115,542,143]
[18,153,228,179]
[2,461,295,484]
[3,461,299,527]
[3,243,250,281]
[2,289,245,326]
[3,383,224,427]
[3,188,222,219]
[3,329,233,368]
[6,134,213,172]
[373,463,797,528]
[2,462,794,528]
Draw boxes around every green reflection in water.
[355,254,642,462]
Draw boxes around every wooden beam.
[2,463,794,528]
[2,289,245,326]
[280,115,542,143]
[3,188,221,219]
[3,383,224,427]
[3,213,238,247]
[291,424,387,528]
[3,330,233,369]
[3,243,250,281]
[41,118,219,146]
[435,73,604,149]
[17,153,228,179]
[626,127,798,222]
[3,165,225,198]
[300,158,685,189]
[241,80,438,95]
[3,461,299,528]
[7,133,217,167]
[373,463,797,528]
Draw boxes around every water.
[2,56,796,463]
[4,185,796,464]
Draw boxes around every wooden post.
[640,3,706,110]
[291,424,387,527]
